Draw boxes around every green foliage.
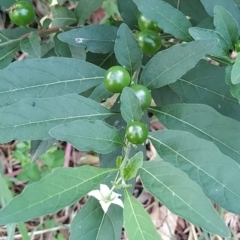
[0,58,105,107]
[114,23,143,73]
[117,0,139,29]
[124,189,161,240]
[149,130,240,214]
[123,152,143,180]
[0,166,115,224]
[140,161,230,237]
[213,6,239,50]
[20,32,41,58]
[49,120,125,154]
[0,94,114,142]
[2,0,240,239]
[70,197,122,240]
[75,0,104,25]
[120,87,143,123]
[51,5,77,27]
[164,0,208,25]
[189,28,229,56]
[200,0,240,33]
[149,104,240,163]
[133,0,192,41]
[58,25,118,53]
[140,40,218,89]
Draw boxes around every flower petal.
[100,184,111,198]
[88,190,102,200]
[110,192,121,200]
[112,198,124,208]
[99,200,111,213]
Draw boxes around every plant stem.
[132,68,140,84]
[18,222,30,240]
[119,142,131,183]
[21,27,69,39]
[34,16,43,29]
[0,26,70,48]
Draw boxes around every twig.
[64,143,72,167]
[190,224,198,240]
[5,168,22,177]
[20,27,69,39]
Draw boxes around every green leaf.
[40,42,55,58]
[20,32,41,59]
[124,189,161,240]
[53,33,72,57]
[54,33,86,59]
[23,163,41,182]
[70,197,122,240]
[140,161,230,237]
[149,130,240,214]
[75,0,103,25]
[150,104,240,164]
[120,87,142,123]
[200,0,240,33]
[51,5,77,27]
[69,45,86,60]
[225,65,240,102]
[152,86,183,106]
[208,55,235,66]
[0,174,17,240]
[49,120,124,154]
[0,94,115,143]
[140,40,218,89]
[0,0,17,8]
[123,152,143,180]
[0,57,105,107]
[117,0,139,29]
[189,28,228,56]
[231,54,240,84]
[0,44,19,70]
[87,52,118,69]
[0,28,33,43]
[114,23,142,73]
[42,18,52,30]
[99,109,146,168]
[100,148,122,168]
[58,25,118,54]
[213,6,239,50]
[89,83,113,102]
[163,0,208,25]
[169,60,240,121]
[133,0,192,41]
[197,17,215,29]
[0,166,115,224]
[30,139,56,162]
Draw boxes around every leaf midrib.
[140,166,226,235]
[0,169,114,223]
[149,107,240,158]
[145,41,216,87]
[177,78,238,103]
[0,76,102,94]
[149,135,240,200]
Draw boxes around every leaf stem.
[0,26,70,48]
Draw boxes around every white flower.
[88,184,124,213]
